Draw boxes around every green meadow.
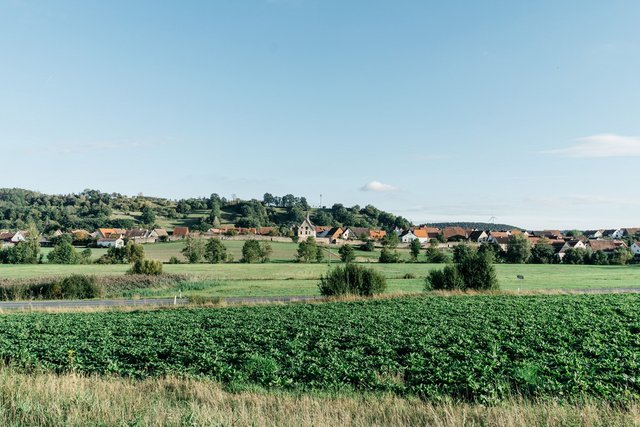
[1,258,639,298]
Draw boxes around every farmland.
[0,294,638,404]
[1,262,639,299]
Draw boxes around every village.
[2,217,639,260]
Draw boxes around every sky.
[1,0,639,229]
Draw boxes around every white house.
[468,230,488,243]
[295,215,316,240]
[584,230,604,239]
[0,231,26,247]
[603,229,625,239]
[630,242,640,256]
[400,231,417,243]
[97,237,124,248]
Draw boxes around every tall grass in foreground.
[0,369,637,427]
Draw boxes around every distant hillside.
[0,188,411,233]
[424,222,523,231]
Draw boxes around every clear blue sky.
[2,0,639,229]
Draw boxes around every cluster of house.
[294,217,640,259]
[400,227,640,259]
[2,219,640,259]
[0,227,176,249]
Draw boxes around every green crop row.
[0,294,638,403]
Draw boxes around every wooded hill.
[0,188,411,233]
[425,222,522,231]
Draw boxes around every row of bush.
[319,244,499,297]
[0,273,189,301]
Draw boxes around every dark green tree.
[204,238,227,263]
[140,206,156,226]
[409,238,421,262]
[296,237,322,263]
[47,239,79,264]
[338,244,355,263]
[181,235,205,263]
[530,238,555,264]
[505,234,531,263]
[241,239,269,263]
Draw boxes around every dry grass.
[0,368,637,426]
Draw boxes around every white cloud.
[545,134,640,158]
[360,181,398,192]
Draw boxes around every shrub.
[168,256,182,264]
[54,275,102,299]
[47,241,79,264]
[296,237,323,263]
[425,248,498,292]
[360,240,375,252]
[242,240,271,263]
[338,244,355,263]
[204,238,227,263]
[425,246,448,263]
[457,250,498,290]
[379,247,400,263]
[425,264,464,291]
[128,259,163,275]
[318,263,387,297]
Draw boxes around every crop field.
[0,294,638,403]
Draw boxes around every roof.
[257,227,275,235]
[527,236,541,246]
[369,229,386,239]
[468,230,488,240]
[348,227,370,238]
[173,227,190,236]
[442,227,468,240]
[565,240,584,248]
[413,229,429,238]
[588,240,627,252]
[493,236,510,245]
[125,228,150,238]
[153,228,169,237]
[326,227,344,239]
[489,231,510,239]
[97,228,125,238]
[413,226,440,233]
[0,232,16,241]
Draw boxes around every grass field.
[1,262,639,299]
[41,240,410,263]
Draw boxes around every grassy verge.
[0,368,637,426]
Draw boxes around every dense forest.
[0,188,412,233]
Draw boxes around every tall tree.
[409,238,421,262]
[181,235,205,263]
[505,234,531,263]
[204,238,227,263]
